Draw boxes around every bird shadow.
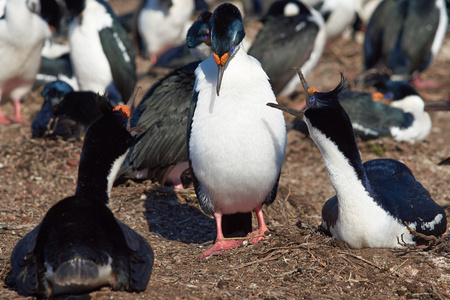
[143,185,216,244]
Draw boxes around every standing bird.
[269,69,447,248]
[136,0,195,64]
[0,0,58,124]
[248,0,326,97]
[188,3,286,259]
[363,0,448,87]
[118,11,212,187]
[11,98,154,297]
[63,0,137,103]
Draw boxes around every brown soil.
[0,1,449,299]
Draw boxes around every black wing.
[363,0,401,70]
[10,224,41,296]
[400,0,439,73]
[365,159,447,237]
[99,9,137,102]
[116,220,154,292]
[249,14,320,95]
[120,62,199,182]
[339,91,413,140]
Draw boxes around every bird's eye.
[385,92,393,100]
[200,34,208,40]
[309,96,315,103]
[230,46,235,54]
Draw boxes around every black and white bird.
[248,0,326,97]
[188,3,286,259]
[31,80,102,140]
[289,79,432,142]
[118,11,212,187]
[303,0,357,40]
[363,0,448,87]
[152,10,213,69]
[136,0,195,64]
[63,0,137,103]
[0,0,58,124]
[11,98,154,297]
[269,69,447,248]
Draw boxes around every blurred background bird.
[135,0,196,64]
[0,0,60,124]
[60,0,137,104]
[363,0,448,88]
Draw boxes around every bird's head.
[209,3,245,96]
[267,68,347,123]
[186,10,212,60]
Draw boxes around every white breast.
[307,121,413,248]
[138,0,194,57]
[190,50,286,214]
[68,0,113,93]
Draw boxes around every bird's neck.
[306,118,373,202]
[75,149,129,204]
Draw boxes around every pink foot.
[0,116,11,125]
[7,116,28,125]
[247,229,269,244]
[413,77,442,89]
[199,239,243,259]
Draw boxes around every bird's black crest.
[198,10,212,23]
[311,73,347,107]
[210,3,245,56]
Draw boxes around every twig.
[233,249,290,269]
[390,259,409,274]
[403,222,440,246]
[338,252,382,270]
[270,269,299,278]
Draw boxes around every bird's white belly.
[190,92,286,214]
[138,9,189,56]
[69,28,112,93]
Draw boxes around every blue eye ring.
[230,46,235,54]
[200,34,208,40]
[309,96,315,103]
[385,92,394,100]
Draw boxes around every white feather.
[389,95,431,143]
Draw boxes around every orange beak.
[213,52,230,96]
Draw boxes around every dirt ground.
[0,1,449,299]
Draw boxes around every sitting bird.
[11,98,154,297]
[288,78,432,143]
[31,81,102,140]
[268,69,447,248]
